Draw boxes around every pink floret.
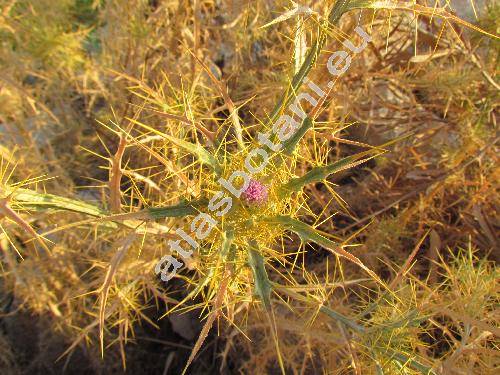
[242,179,268,204]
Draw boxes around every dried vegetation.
[0,0,498,374]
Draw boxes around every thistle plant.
[1,0,497,373]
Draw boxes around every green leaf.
[328,0,355,24]
[263,215,344,250]
[366,310,426,333]
[264,0,355,130]
[9,188,204,238]
[11,187,203,220]
[247,240,272,310]
[247,240,286,374]
[266,41,321,127]
[281,117,313,156]
[375,363,385,375]
[319,305,366,332]
[221,226,235,261]
[11,188,106,217]
[163,134,223,177]
[263,216,383,285]
[128,117,223,176]
[270,117,313,168]
[146,200,204,219]
[279,150,383,195]
[388,349,437,375]
[272,282,365,332]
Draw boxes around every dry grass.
[0,0,498,374]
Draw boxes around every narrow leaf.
[128,117,223,176]
[11,187,203,220]
[159,133,223,176]
[265,0,353,129]
[388,349,437,375]
[266,40,320,128]
[220,226,235,260]
[145,201,203,219]
[319,305,366,332]
[274,283,365,333]
[247,240,272,310]
[11,188,106,217]
[263,216,383,285]
[294,11,308,73]
[10,188,204,240]
[281,117,313,156]
[280,150,383,195]
[247,240,285,374]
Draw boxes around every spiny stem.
[109,133,126,214]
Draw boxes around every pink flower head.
[242,179,268,205]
